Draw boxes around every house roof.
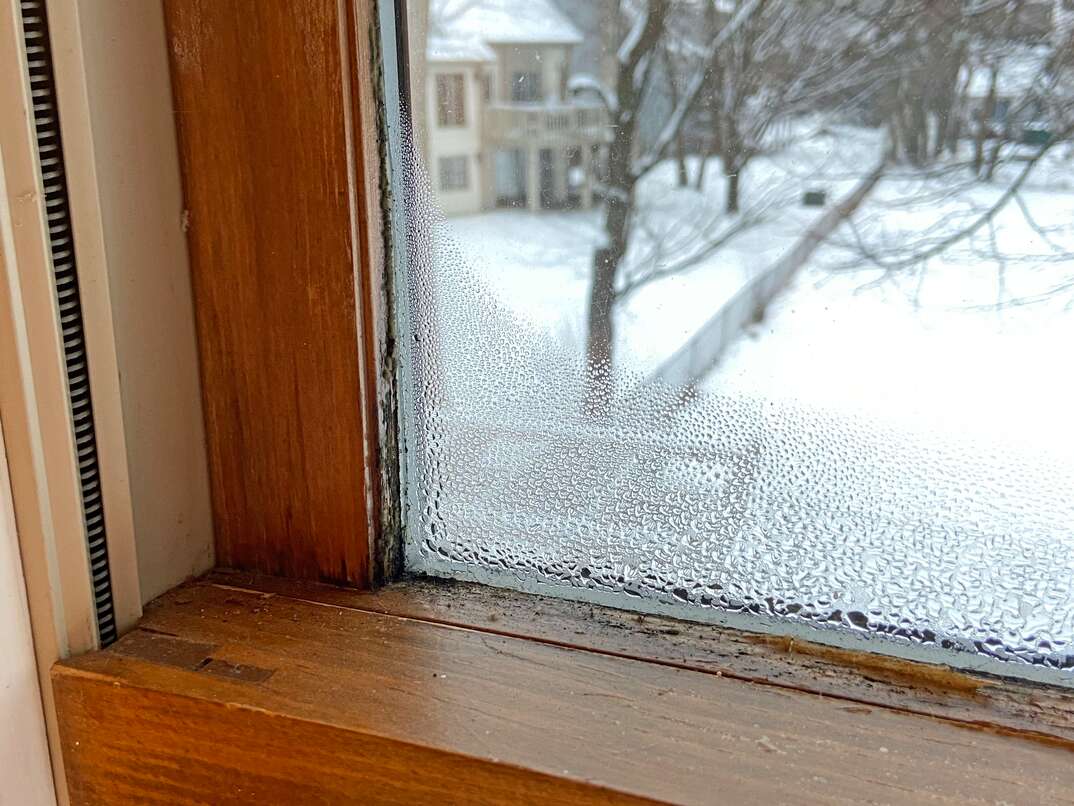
[429,0,583,47]
[427,35,495,63]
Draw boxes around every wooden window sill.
[53,572,1074,804]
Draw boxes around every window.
[438,155,469,191]
[435,73,465,127]
[402,1,1074,684]
[33,1,1074,802]
[511,70,542,103]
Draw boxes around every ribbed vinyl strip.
[19,0,117,646]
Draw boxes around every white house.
[422,0,609,216]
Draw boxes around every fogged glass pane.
[397,0,1074,683]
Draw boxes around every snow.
[430,0,583,46]
[704,152,1074,455]
[416,120,1074,679]
[438,122,884,378]
[427,35,495,63]
[566,73,617,111]
[616,6,649,65]
[434,120,1074,448]
[962,44,1050,99]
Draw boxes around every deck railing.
[484,103,609,146]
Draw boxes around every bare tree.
[689,0,890,213]
[834,2,1074,307]
[580,0,764,412]
[581,0,1074,408]
[660,40,691,187]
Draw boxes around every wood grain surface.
[53,577,1074,804]
[163,0,373,584]
[210,571,1074,749]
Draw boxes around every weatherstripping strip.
[18,0,116,646]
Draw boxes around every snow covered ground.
[412,124,1074,681]
[707,148,1074,453]
[433,124,1074,455]
[438,123,884,377]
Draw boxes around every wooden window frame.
[0,0,1070,803]
[52,571,1074,803]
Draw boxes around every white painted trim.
[46,0,143,635]
[0,422,58,806]
[46,0,214,605]
[0,2,98,800]
[0,0,100,667]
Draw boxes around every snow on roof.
[430,0,583,46]
[427,35,495,63]
[961,46,1050,99]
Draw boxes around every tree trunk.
[893,103,917,165]
[933,102,950,160]
[946,100,963,156]
[694,152,709,190]
[675,136,689,187]
[661,44,689,188]
[584,79,637,411]
[887,117,902,164]
[725,167,740,214]
[585,250,619,415]
[941,43,968,157]
[579,0,670,412]
[984,124,1006,181]
[584,94,635,411]
[584,186,632,415]
[974,67,998,177]
[581,0,669,413]
[910,97,929,166]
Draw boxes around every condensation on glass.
[393,0,1074,684]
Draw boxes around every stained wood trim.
[162,0,390,585]
[53,576,1074,804]
[209,571,1074,750]
[53,662,655,806]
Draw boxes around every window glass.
[435,73,465,126]
[439,155,470,190]
[511,71,542,103]
[396,0,1074,685]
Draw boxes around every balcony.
[483,103,609,148]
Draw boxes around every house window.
[511,71,542,103]
[436,73,465,127]
[438,156,469,191]
[406,0,1074,687]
